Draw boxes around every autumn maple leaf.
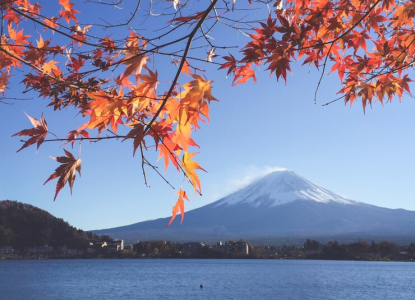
[181,151,206,195]
[122,53,149,79]
[122,123,145,156]
[44,149,82,200]
[41,60,59,75]
[232,63,257,85]
[58,0,79,24]
[65,129,90,148]
[0,72,11,94]
[12,113,48,152]
[166,189,189,227]
[157,136,180,172]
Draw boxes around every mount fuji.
[94,170,415,243]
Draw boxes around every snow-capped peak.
[215,169,359,208]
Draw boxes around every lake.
[0,259,414,299]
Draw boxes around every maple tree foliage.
[2,0,413,225]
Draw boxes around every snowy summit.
[215,169,358,208]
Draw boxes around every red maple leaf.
[12,113,48,152]
[44,149,82,200]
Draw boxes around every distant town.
[1,239,415,261]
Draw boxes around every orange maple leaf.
[232,63,257,85]
[8,26,30,45]
[58,0,79,24]
[181,151,206,195]
[122,123,145,156]
[42,60,59,75]
[59,0,72,11]
[84,89,128,133]
[44,149,82,200]
[0,72,11,94]
[12,113,48,152]
[166,189,189,227]
[44,17,59,30]
[157,135,180,171]
[172,60,191,76]
[122,53,149,79]
[182,61,191,76]
[171,108,192,151]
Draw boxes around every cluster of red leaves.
[223,0,414,111]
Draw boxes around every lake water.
[0,259,414,299]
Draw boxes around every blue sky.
[0,0,414,230]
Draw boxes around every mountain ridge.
[93,170,415,243]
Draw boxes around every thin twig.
[144,158,175,189]
[140,144,150,187]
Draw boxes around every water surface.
[0,259,414,299]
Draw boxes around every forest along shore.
[1,239,415,262]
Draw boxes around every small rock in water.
[200,284,204,289]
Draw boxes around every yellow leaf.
[181,151,206,195]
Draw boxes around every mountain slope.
[94,170,415,243]
[0,200,104,249]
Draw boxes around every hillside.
[0,200,104,249]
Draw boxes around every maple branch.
[159,51,222,66]
[0,96,33,105]
[368,39,415,81]
[85,0,125,5]
[8,6,109,49]
[40,128,180,191]
[140,144,149,188]
[304,0,382,51]
[144,158,175,190]
[0,46,83,90]
[40,127,180,190]
[314,43,333,104]
[100,0,141,28]
[76,34,191,78]
[146,20,192,43]
[132,114,201,195]
[8,4,140,51]
[41,136,124,143]
[321,95,346,106]
[1,4,4,38]
[129,116,190,190]
[144,0,219,135]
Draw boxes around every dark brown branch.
[140,144,150,187]
[8,6,110,49]
[144,0,219,135]
[144,158,175,190]
[42,136,124,143]
[0,46,82,90]
[102,0,141,28]
[314,42,333,104]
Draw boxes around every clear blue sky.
[1,1,414,230]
